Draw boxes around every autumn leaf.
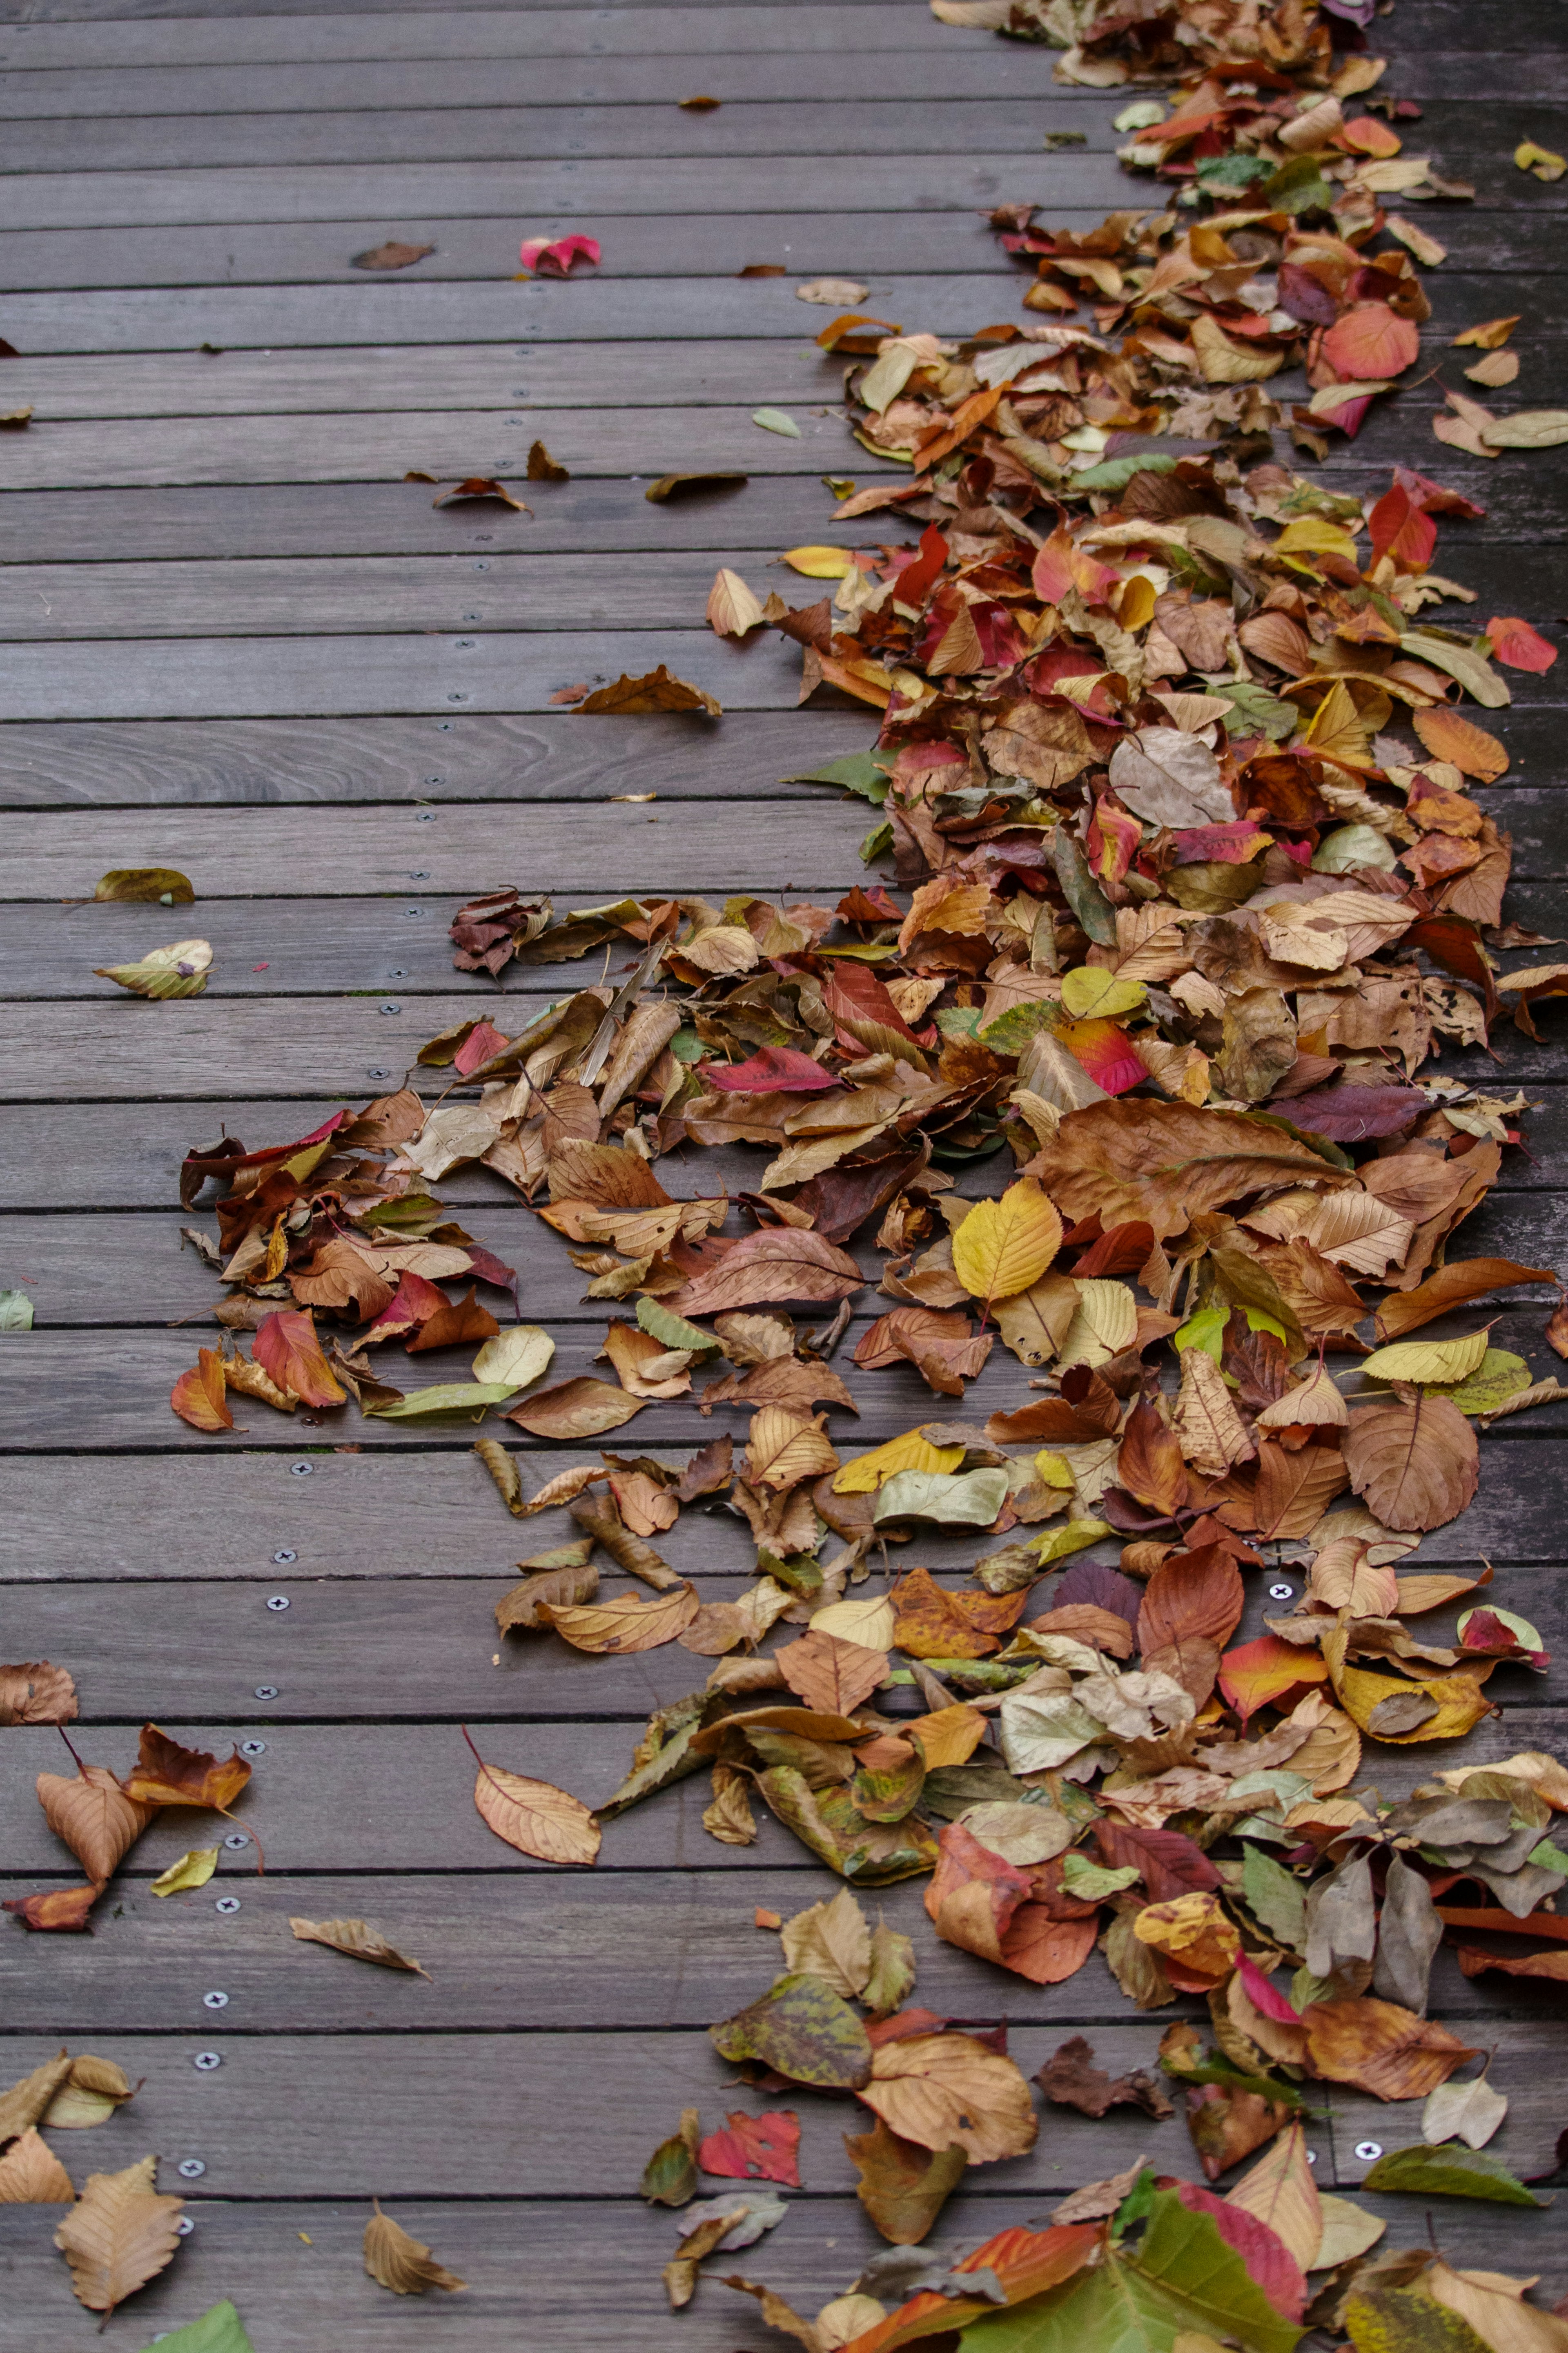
[149,1848,219,1897]
[290,1917,431,1979]
[171,1348,232,1432]
[711,1973,873,2089]
[746,1407,840,1492]
[574,665,721,716]
[776,1630,887,1716]
[467,1733,601,1865]
[707,568,766,637]
[0,1661,77,1724]
[505,1376,648,1438]
[94,866,194,903]
[4,1883,105,1932]
[363,2199,467,2293]
[666,1227,864,1316]
[1342,1391,1478,1531]
[53,2154,184,2315]
[0,2127,75,2202]
[252,1308,345,1410]
[843,2119,967,2247]
[37,1764,155,1883]
[1302,1997,1478,2100]
[950,1179,1063,1312]
[123,1725,252,1815]
[698,2110,801,2187]
[95,937,212,999]
[857,2033,1038,2164]
[537,1580,699,1654]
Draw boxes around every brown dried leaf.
[290,1917,431,1979]
[575,665,722,716]
[505,1377,648,1439]
[1343,1392,1479,1532]
[363,2199,467,2293]
[0,1662,78,1725]
[470,1752,601,1864]
[0,2128,75,2202]
[36,1766,156,1883]
[537,1580,700,1654]
[53,2155,183,2315]
[775,1630,888,1716]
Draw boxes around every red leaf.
[1092,1821,1221,1902]
[1368,483,1437,571]
[519,233,599,277]
[1175,2185,1307,2322]
[453,1019,510,1077]
[702,1046,840,1093]
[363,1269,448,1341]
[1236,1952,1303,2023]
[1487,616,1557,673]
[698,2109,802,2187]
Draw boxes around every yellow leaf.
[1225,2121,1323,2268]
[1453,315,1521,350]
[746,1407,840,1492]
[951,1179,1064,1309]
[1515,140,1567,181]
[1059,1277,1138,1367]
[1361,1329,1490,1385]
[1034,1450,1075,1488]
[904,1702,988,1767]
[1059,966,1147,1020]
[783,545,855,578]
[1336,1662,1495,1744]
[810,1594,898,1649]
[833,1429,964,1493]
[149,1848,219,1897]
[1273,517,1359,562]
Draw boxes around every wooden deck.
[1,0,1567,2340]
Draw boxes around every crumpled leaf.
[844,2117,968,2246]
[363,2199,467,2292]
[1302,1997,1479,2100]
[37,1764,156,1883]
[94,867,194,903]
[574,665,721,716]
[149,1847,219,1897]
[290,1916,431,1979]
[0,1661,78,1725]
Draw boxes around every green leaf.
[860,819,894,863]
[362,1381,518,1422]
[710,1970,874,2088]
[636,1297,717,1355]
[1061,1852,1140,1899]
[1359,2142,1548,2206]
[1070,454,1178,491]
[874,1467,1011,1526]
[1429,1348,1532,1416]
[137,2304,256,2353]
[1399,629,1510,710]
[978,999,1060,1055]
[1212,679,1300,743]
[95,865,195,904]
[958,2190,1302,2353]
[780,751,892,803]
[1241,1842,1308,1952]
[753,406,802,438]
[1262,153,1334,215]
[597,1694,710,1819]
[0,1289,34,1331]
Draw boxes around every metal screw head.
[194,2051,223,2070]
[254,1685,278,1701]
[272,1548,296,1563]
[240,1740,267,1759]
[367,1067,392,1079]
[289,1462,314,1478]
[178,2159,207,2180]
[409,870,431,879]
[387,969,405,980]
[1354,2140,1383,2162]
[378,1001,402,1015]
[1305,2149,1317,2165]
[415,811,437,821]
[215,1897,241,1916]
[462,611,481,622]
[403,907,424,918]
[1269,1582,1294,1601]
[176,2217,196,2237]
[223,1833,250,1851]
[203,1991,229,2010]
[447,692,468,703]
[454,638,476,650]
[267,1596,291,1613]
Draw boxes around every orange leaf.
[1302,1996,1478,2099]
[1218,1635,1329,1724]
[122,1724,252,1813]
[170,1349,232,1431]
[1321,303,1420,380]
[890,1566,1029,1660]
[253,1308,346,1410]
[1487,615,1557,672]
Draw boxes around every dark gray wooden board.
[0,1866,1557,2033]
[0,2196,1560,2353]
[2,1434,1563,1578]
[6,1304,1568,1448]
[2,0,1565,2335]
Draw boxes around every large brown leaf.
[857,2034,1038,2164]
[122,1725,252,1815]
[1375,1256,1554,1339]
[36,1766,155,1884]
[1343,1392,1479,1532]
[1116,1399,1189,1517]
[0,2127,76,2202]
[1301,1997,1479,2100]
[1137,1545,1244,1703]
[843,2119,968,2246]
[664,1227,864,1315]
[776,1630,888,1716]
[505,1377,648,1439]
[53,2155,184,2315]
[470,1751,601,1865]
[537,1580,700,1654]
[1027,1100,1355,1237]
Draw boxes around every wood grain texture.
[0,1433,1561,1579]
[0,544,1557,642]
[0,2195,1558,2353]
[5,1306,1567,1448]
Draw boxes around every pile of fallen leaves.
[14,0,1568,2337]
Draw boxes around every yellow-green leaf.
[149,1848,219,1897]
[951,1179,1064,1308]
[1515,140,1567,181]
[1026,1517,1114,1563]
[833,1430,964,1494]
[810,1594,898,1648]
[94,868,194,904]
[1059,966,1147,1021]
[94,937,212,999]
[1361,1330,1490,1385]
[1059,1278,1138,1367]
[470,1326,555,1391]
